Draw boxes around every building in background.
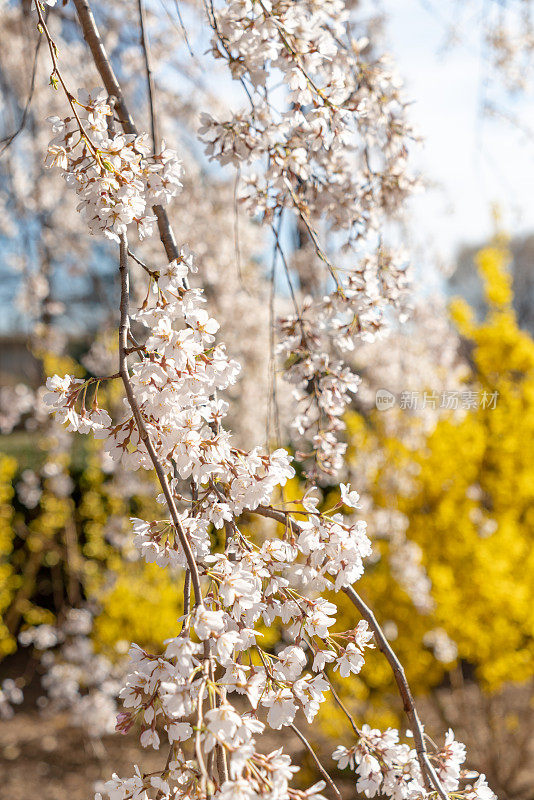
[450,234,534,332]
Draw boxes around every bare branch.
[137,0,159,152]
[342,585,449,800]
[290,724,342,799]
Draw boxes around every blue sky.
[382,0,534,266]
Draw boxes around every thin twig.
[183,570,191,618]
[290,724,342,799]
[270,220,303,323]
[127,247,159,277]
[155,743,176,799]
[0,23,43,157]
[195,675,211,796]
[321,672,362,739]
[138,0,159,151]
[283,176,344,294]
[266,213,281,449]
[32,1,97,151]
[171,0,195,59]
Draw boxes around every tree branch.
[342,585,448,800]
[137,0,159,152]
[290,724,342,799]
[0,16,43,157]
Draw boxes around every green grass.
[0,430,88,472]
[0,431,44,470]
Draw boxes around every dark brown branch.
[254,505,295,524]
[290,724,342,799]
[127,247,159,277]
[71,0,136,133]
[341,586,448,800]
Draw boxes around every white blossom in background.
[34,608,123,739]
[341,296,471,613]
[0,679,23,721]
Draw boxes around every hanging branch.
[0,20,43,157]
[137,0,159,152]
[290,724,342,800]
[29,4,499,800]
[341,586,449,800]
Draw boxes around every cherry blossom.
[23,2,501,798]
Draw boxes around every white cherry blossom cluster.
[34,6,499,794]
[199,0,416,477]
[44,373,112,433]
[40,116,375,793]
[268,249,410,481]
[202,2,416,242]
[39,226,494,800]
[276,247,411,480]
[46,88,182,241]
[333,725,494,800]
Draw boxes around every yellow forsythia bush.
[0,455,18,657]
[326,234,534,735]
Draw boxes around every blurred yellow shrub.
[327,234,534,732]
[0,455,18,657]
